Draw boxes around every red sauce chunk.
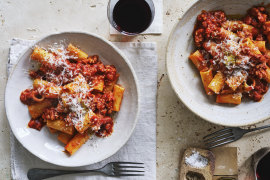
[28,118,45,131]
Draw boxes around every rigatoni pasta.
[20,43,124,155]
[190,6,270,104]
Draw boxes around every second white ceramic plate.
[166,0,270,127]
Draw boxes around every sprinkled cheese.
[61,93,87,129]
[232,92,242,99]
[205,27,253,79]
[33,44,96,130]
[226,70,247,91]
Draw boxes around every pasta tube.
[208,72,225,94]
[113,84,125,111]
[67,44,88,60]
[65,132,90,155]
[216,93,242,105]
[200,69,214,95]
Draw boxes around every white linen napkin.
[8,39,157,180]
[109,0,163,35]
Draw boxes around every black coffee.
[113,0,153,34]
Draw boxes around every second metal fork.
[203,124,270,149]
[27,162,144,180]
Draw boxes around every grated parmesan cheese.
[36,44,95,129]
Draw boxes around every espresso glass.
[107,0,155,36]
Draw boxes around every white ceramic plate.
[5,32,139,167]
[167,0,270,127]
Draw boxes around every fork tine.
[115,173,144,176]
[204,131,233,143]
[208,139,235,149]
[203,128,232,139]
[114,162,144,164]
[115,165,144,168]
[205,136,235,146]
[115,170,145,172]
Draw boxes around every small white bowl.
[5,32,139,167]
[166,0,270,127]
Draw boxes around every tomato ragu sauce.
[19,44,125,155]
[190,6,270,104]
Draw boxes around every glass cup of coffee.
[107,0,155,35]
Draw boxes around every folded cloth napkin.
[8,39,157,180]
[110,0,163,35]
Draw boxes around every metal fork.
[27,162,144,180]
[203,124,270,149]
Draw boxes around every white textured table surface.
[1,0,270,179]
